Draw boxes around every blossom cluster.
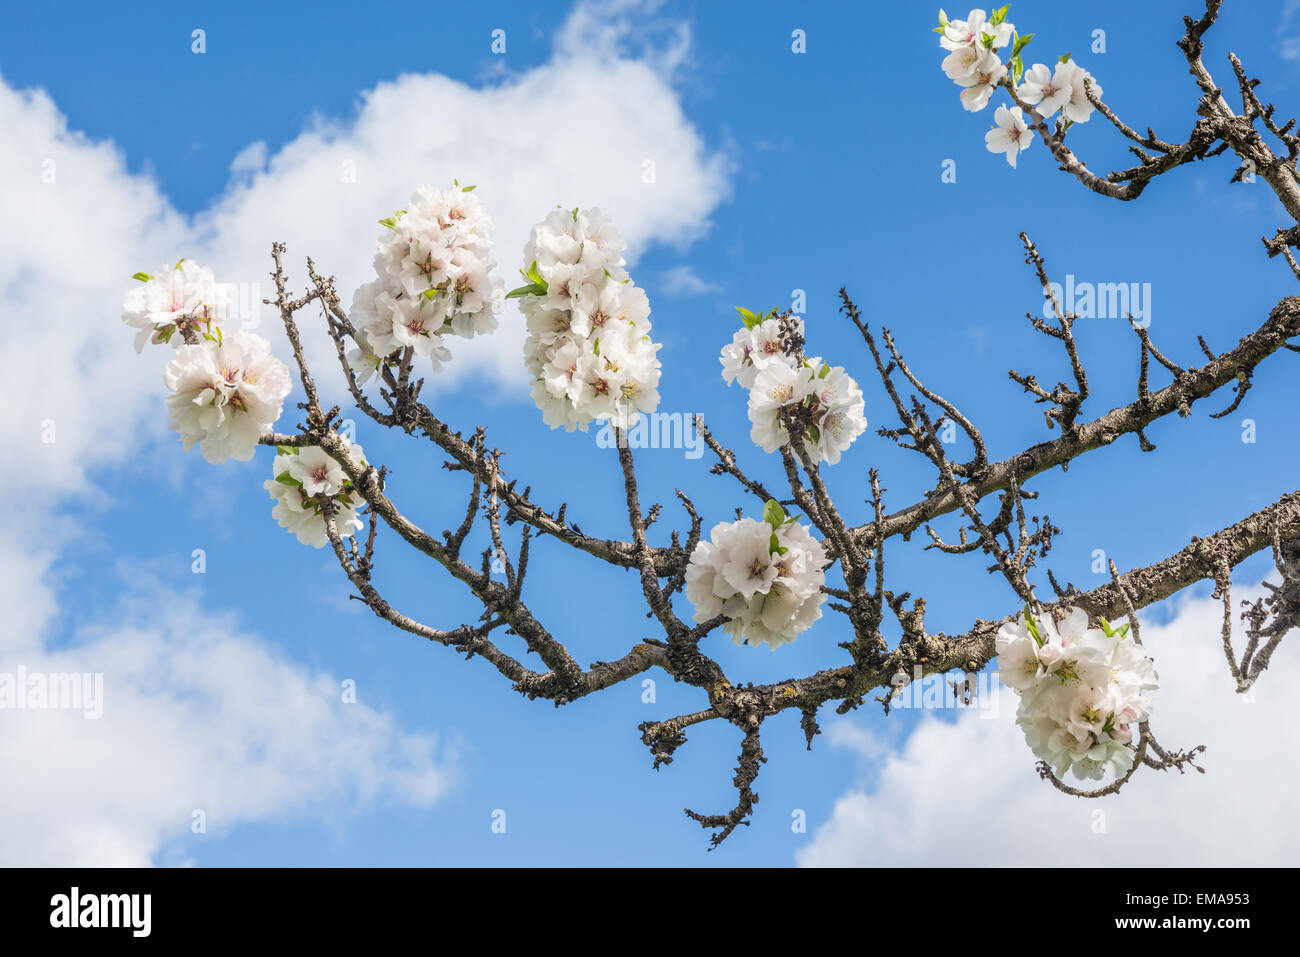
[121,259,227,353]
[348,185,504,383]
[163,332,292,464]
[263,439,367,548]
[719,311,867,466]
[123,261,292,464]
[938,6,1016,112]
[685,500,829,649]
[996,606,1158,781]
[517,207,662,431]
[935,7,1102,167]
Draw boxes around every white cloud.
[797,586,1300,866]
[656,264,722,297]
[0,572,451,867]
[0,0,730,864]
[0,82,188,498]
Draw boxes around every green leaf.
[202,332,217,343]
[215,325,223,346]
[763,498,787,529]
[174,258,186,270]
[769,532,789,556]
[991,4,1009,26]
[938,8,949,28]
[1011,31,1034,56]
[525,259,548,290]
[572,207,579,222]
[735,306,759,330]
[275,445,300,456]
[1102,711,1116,734]
[1023,604,1043,646]
[806,424,821,443]
[1099,617,1133,639]
[461,184,477,192]
[817,363,831,379]
[505,261,549,299]
[981,32,995,49]
[378,217,398,230]
[421,288,439,300]
[932,25,946,34]
[593,337,600,356]
[1058,51,1072,63]
[132,272,154,282]
[505,283,546,300]
[275,471,302,487]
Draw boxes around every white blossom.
[747,361,804,452]
[263,438,367,548]
[684,505,828,649]
[1061,61,1102,124]
[1017,62,1071,119]
[804,361,869,464]
[985,104,1033,167]
[719,315,802,389]
[957,48,1008,112]
[345,324,385,386]
[942,43,986,82]
[995,606,1158,782]
[940,9,1012,52]
[162,332,292,464]
[940,9,989,50]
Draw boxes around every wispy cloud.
[556,0,694,79]
[1279,0,1300,60]
[656,264,722,296]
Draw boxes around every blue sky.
[3,0,1299,866]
